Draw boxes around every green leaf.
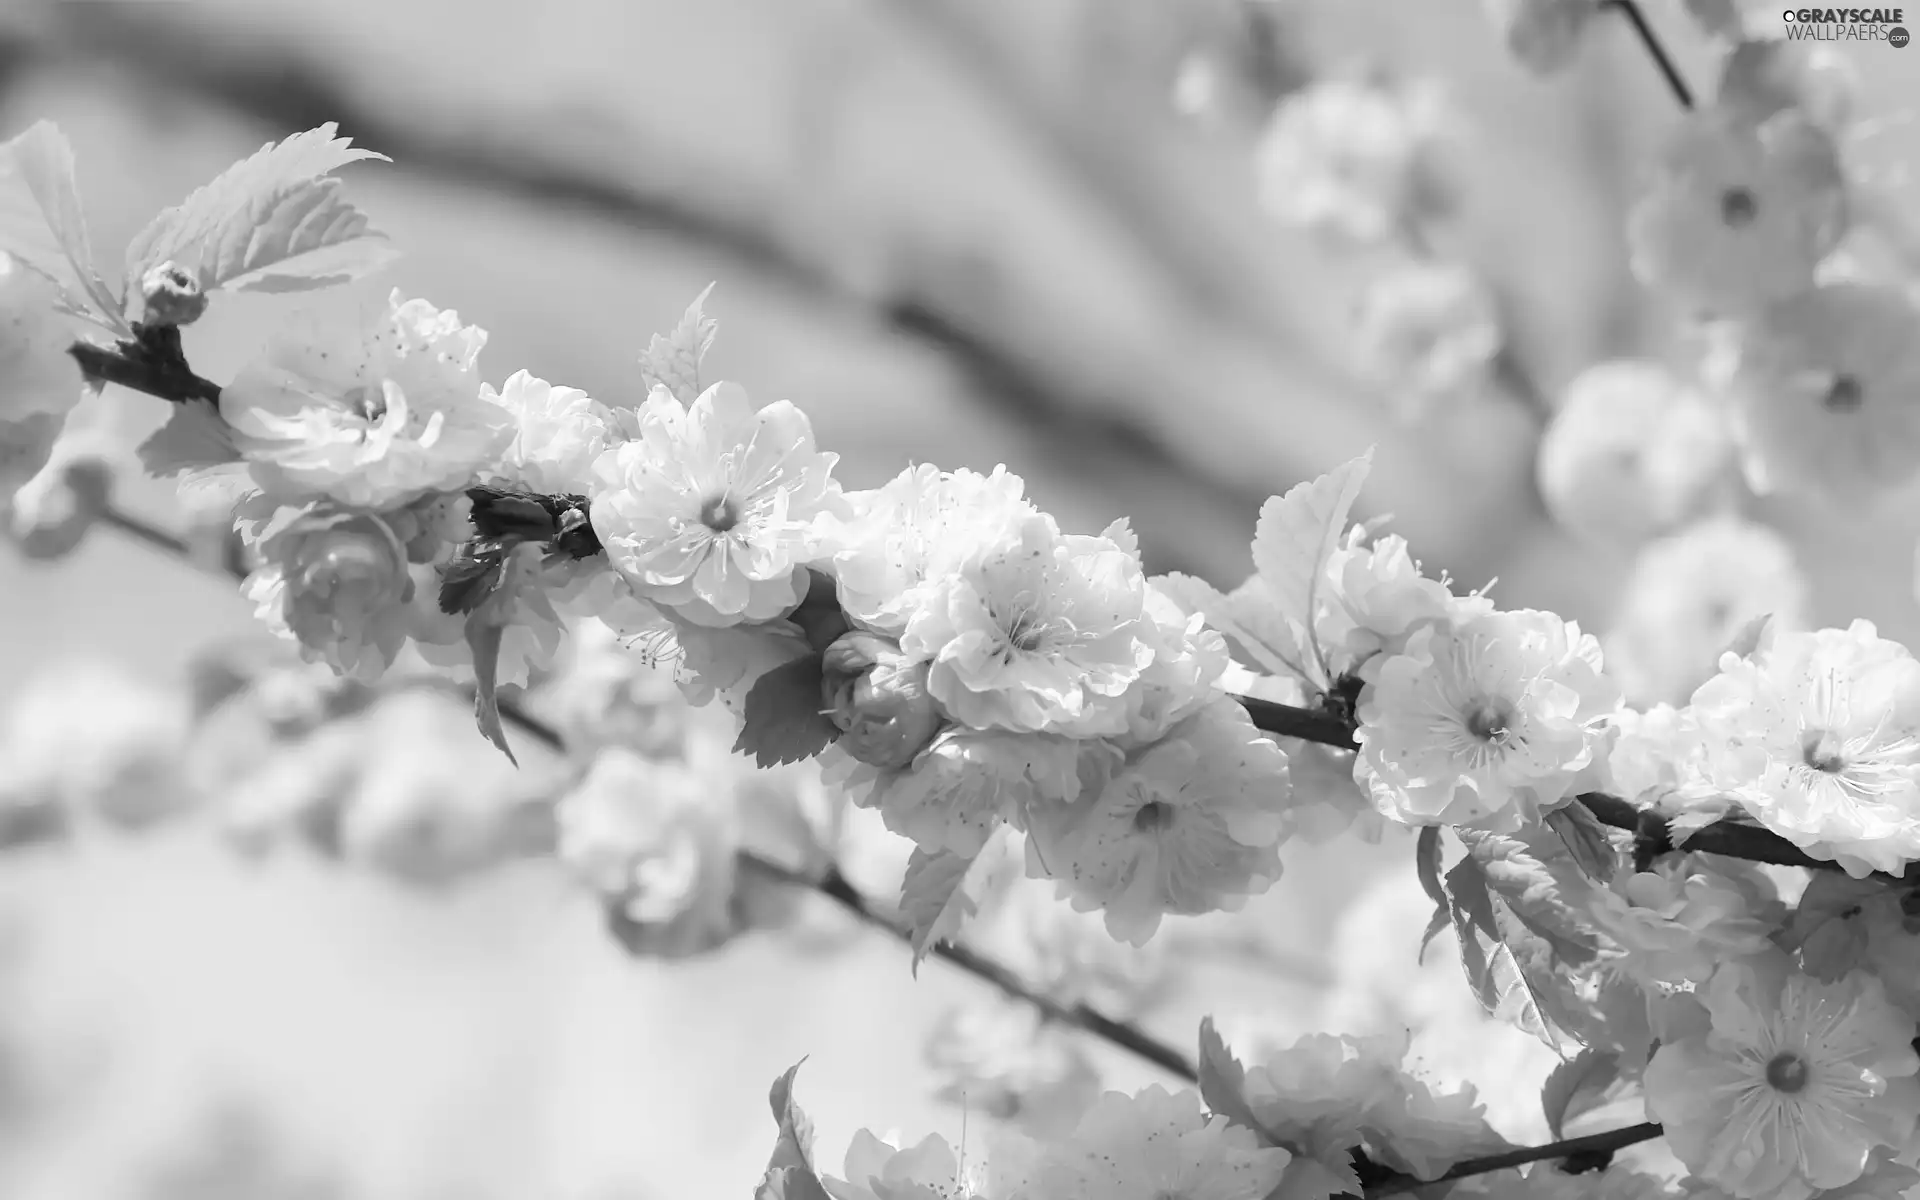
[126,124,388,291]
[733,653,839,768]
[1545,805,1619,884]
[1443,843,1600,1052]
[1721,611,1773,662]
[0,122,128,334]
[1196,1018,1291,1149]
[1449,875,1561,1051]
[137,400,239,476]
[1540,1048,1620,1139]
[465,615,517,766]
[1152,570,1309,680]
[1455,826,1603,968]
[1249,449,1374,667]
[200,177,398,293]
[757,1167,834,1200]
[899,846,978,974]
[639,282,718,404]
[764,1061,819,1175]
[438,541,513,616]
[1416,826,1449,962]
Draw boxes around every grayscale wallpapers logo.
[1782,8,1911,42]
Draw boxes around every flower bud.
[252,506,417,681]
[138,261,208,328]
[8,456,112,561]
[821,632,943,769]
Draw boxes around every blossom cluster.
[10,4,1920,1196]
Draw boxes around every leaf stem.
[1603,0,1696,110]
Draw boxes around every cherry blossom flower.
[1724,282,1920,502]
[1031,1084,1291,1200]
[1645,955,1920,1200]
[1691,619,1920,877]
[589,381,844,627]
[1535,361,1734,548]
[903,512,1154,738]
[221,291,514,508]
[1025,696,1291,945]
[1356,609,1619,829]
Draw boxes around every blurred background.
[1,0,1918,1196]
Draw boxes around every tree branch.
[65,333,1698,1186]
[1365,1122,1665,1196]
[1604,0,1696,110]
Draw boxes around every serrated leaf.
[1444,841,1600,1052]
[439,542,512,616]
[1154,571,1309,680]
[1416,826,1450,963]
[900,846,977,974]
[1722,611,1773,661]
[1545,805,1619,884]
[137,400,239,477]
[465,615,517,766]
[1250,450,1374,676]
[0,122,128,334]
[639,282,718,404]
[756,1167,834,1200]
[1540,1048,1620,1139]
[764,1061,818,1175]
[1455,826,1604,968]
[1450,883,1561,1051]
[201,176,399,293]
[126,124,388,288]
[734,654,839,768]
[1196,1018,1288,1147]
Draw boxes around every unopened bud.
[821,632,943,769]
[139,261,208,328]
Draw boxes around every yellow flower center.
[1824,374,1865,414]
[1766,1051,1810,1094]
[1803,729,1847,774]
[1720,186,1759,228]
[346,383,388,424]
[1465,698,1513,743]
[699,494,740,533]
[1133,801,1175,834]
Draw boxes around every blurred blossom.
[923,1002,1102,1139]
[1603,516,1807,706]
[0,658,191,833]
[979,873,1170,1019]
[0,253,85,503]
[1536,361,1734,547]
[557,742,742,959]
[3,387,130,562]
[214,688,552,883]
[1253,75,1445,244]
[530,618,692,756]
[333,690,555,885]
[1718,39,1859,136]
[1480,0,1600,75]
[1350,261,1500,419]
[1628,110,1848,316]
[1725,282,1920,503]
